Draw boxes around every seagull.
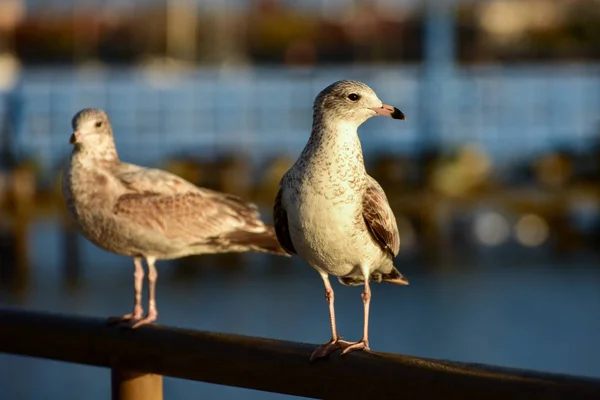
[273,80,409,361]
[63,108,288,328]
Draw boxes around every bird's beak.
[370,104,406,120]
[69,131,80,145]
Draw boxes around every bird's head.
[313,80,405,127]
[69,108,114,150]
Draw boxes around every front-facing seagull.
[274,80,409,361]
[63,108,288,328]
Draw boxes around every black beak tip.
[69,133,76,144]
[391,107,406,120]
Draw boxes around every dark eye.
[348,93,360,101]
[95,121,102,128]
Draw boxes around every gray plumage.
[63,108,287,328]
[273,80,408,361]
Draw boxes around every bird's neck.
[71,144,120,170]
[299,117,365,172]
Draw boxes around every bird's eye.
[348,93,360,101]
[95,121,102,128]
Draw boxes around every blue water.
[1,218,600,399]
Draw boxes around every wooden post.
[111,368,163,400]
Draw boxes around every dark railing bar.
[1,307,599,399]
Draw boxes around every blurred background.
[1,0,600,398]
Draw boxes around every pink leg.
[107,257,144,325]
[341,274,371,355]
[129,257,158,328]
[309,273,352,362]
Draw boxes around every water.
[1,218,600,399]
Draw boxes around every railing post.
[111,368,163,400]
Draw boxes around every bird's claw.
[340,339,370,356]
[106,311,157,329]
[127,315,157,329]
[309,339,352,362]
[106,313,141,325]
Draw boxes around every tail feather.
[223,224,291,256]
[338,266,409,286]
[378,267,409,285]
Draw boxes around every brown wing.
[362,176,400,257]
[112,164,265,243]
[273,186,296,255]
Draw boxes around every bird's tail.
[338,266,409,286]
[224,224,290,257]
[378,267,409,285]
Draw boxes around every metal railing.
[1,307,600,399]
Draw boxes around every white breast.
[282,121,390,277]
[284,170,384,278]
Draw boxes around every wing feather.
[273,186,296,255]
[362,176,400,257]
[112,164,264,243]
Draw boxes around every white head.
[69,108,117,158]
[313,80,405,128]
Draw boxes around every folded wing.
[112,164,266,244]
[273,185,296,255]
[362,175,400,258]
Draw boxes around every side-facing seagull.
[63,108,288,328]
[274,80,409,361]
